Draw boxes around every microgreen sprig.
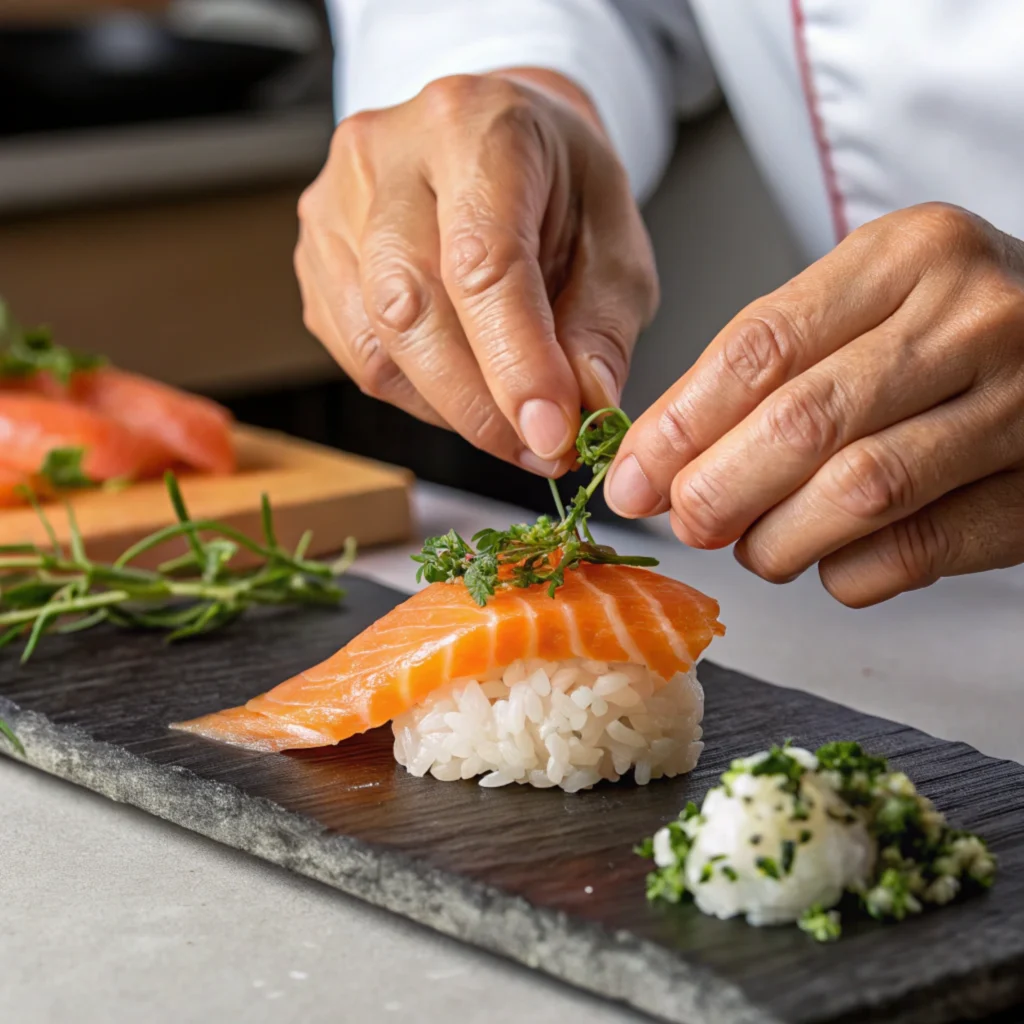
[0,472,356,665]
[0,299,104,385]
[412,407,658,605]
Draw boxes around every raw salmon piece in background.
[1,368,236,475]
[0,393,174,483]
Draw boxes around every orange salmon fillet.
[66,368,236,475]
[2,369,236,475]
[172,563,725,753]
[0,393,174,482]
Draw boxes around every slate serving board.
[2,574,1023,1024]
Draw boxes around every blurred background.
[0,0,805,521]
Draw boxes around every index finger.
[604,216,929,519]
[428,91,582,461]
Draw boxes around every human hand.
[295,69,658,475]
[605,203,1024,606]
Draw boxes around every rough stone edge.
[0,701,778,1024]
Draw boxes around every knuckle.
[762,378,839,457]
[331,109,376,152]
[745,542,796,586]
[883,513,954,590]
[350,332,397,400]
[296,183,319,225]
[445,222,526,299]
[719,310,798,393]
[828,440,916,521]
[656,395,697,460]
[903,201,994,258]
[460,395,511,453]
[364,261,430,336]
[419,74,514,121]
[672,470,730,548]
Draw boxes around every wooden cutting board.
[2,574,1022,1024]
[0,425,413,566]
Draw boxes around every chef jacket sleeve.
[324,0,719,204]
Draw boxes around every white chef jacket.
[325,0,1024,261]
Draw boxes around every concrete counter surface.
[4,483,1022,1023]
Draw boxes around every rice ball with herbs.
[655,747,875,926]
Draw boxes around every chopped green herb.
[38,447,98,492]
[799,830,813,845]
[646,863,688,904]
[634,837,655,859]
[780,840,797,875]
[0,300,105,384]
[699,863,713,883]
[798,905,842,942]
[756,856,781,880]
[721,865,739,882]
[749,834,762,846]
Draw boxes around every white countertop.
[3,483,1022,1023]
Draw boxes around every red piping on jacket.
[791,0,849,244]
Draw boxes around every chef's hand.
[295,70,657,475]
[606,203,1024,607]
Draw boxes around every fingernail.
[519,451,562,476]
[588,356,620,406]
[606,454,665,518]
[518,399,572,459]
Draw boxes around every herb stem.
[548,477,566,520]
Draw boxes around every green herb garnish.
[0,473,355,663]
[0,717,24,756]
[798,905,841,942]
[413,408,658,605]
[0,299,104,385]
[38,447,98,491]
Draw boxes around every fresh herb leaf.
[0,472,356,662]
[0,717,24,756]
[756,856,781,880]
[413,408,658,605]
[38,447,98,491]
[0,299,104,385]
[798,905,841,942]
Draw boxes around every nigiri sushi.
[173,563,724,792]
[0,393,174,484]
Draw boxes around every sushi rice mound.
[391,657,704,792]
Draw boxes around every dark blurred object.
[224,378,626,525]
[0,2,320,135]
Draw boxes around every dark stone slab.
[2,574,1023,1024]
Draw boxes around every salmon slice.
[2,368,236,474]
[0,393,174,482]
[172,564,725,753]
[66,368,236,475]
